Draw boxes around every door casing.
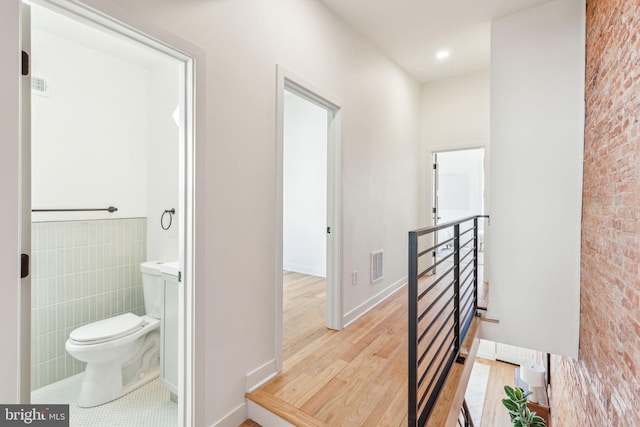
[19,1,32,404]
[19,2,205,426]
[275,65,342,372]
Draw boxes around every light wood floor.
[241,358,514,427]
[477,358,517,427]
[242,273,499,427]
[282,271,327,360]
[246,279,409,426]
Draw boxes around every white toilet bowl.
[66,261,167,407]
[65,313,160,407]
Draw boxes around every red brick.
[551,0,640,425]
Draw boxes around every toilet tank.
[140,261,164,318]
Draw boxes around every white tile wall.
[31,218,147,390]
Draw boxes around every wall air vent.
[370,250,383,284]
[32,76,50,97]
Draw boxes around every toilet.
[65,261,166,407]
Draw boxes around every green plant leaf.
[504,385,517,400]
[502,398,519,412]
[502,384,546,427]
[532,415,546,426]
[514,387,523,400]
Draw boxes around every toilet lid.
[70,313,146,345]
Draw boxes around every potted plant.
[502,385,547,427]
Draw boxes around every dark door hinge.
[433,163,437,170]
[432,207,437,214]
[20,254,29,278]
[21,51,29,76]
[327,227,331,234]
[178,271,182,282]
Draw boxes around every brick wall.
[550,0,640,425]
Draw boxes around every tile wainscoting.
[31,218,147,390]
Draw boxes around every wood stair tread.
[246,389,328,427]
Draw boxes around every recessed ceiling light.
[436,50,450,60]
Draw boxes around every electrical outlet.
[352,271,358,285]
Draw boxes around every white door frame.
[20,2,206,425]
[19,2,32,405]
[275,65,342,371]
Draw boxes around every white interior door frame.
[20,2,206,425]
[275,65,342,371]
[19,1,32,404]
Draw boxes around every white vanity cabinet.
[160,262,180,399]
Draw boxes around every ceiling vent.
[31,76,50,97]
[370,250,383,284]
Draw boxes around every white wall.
[146,62,180,262]
[103,0,420,424]
[0,0,421,424]
[419,71,491,282]
[31,29,149,221]
[31,18,179,263]
[283,90,327,277]
[482,0,585,358]
[419,71,490,227]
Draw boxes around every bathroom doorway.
[21,1,197,426]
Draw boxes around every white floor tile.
[465,362,490,426]
[32,373,177,427]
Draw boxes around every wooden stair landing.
[245,280,483,427]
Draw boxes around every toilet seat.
[69,313,147,345]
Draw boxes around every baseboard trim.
[283,264,326,278]
[246,359,278,393]
[342,276,406,327]
[210,402,247,427]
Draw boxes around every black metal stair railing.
[408,215,488,427]
[457,399,475,427]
